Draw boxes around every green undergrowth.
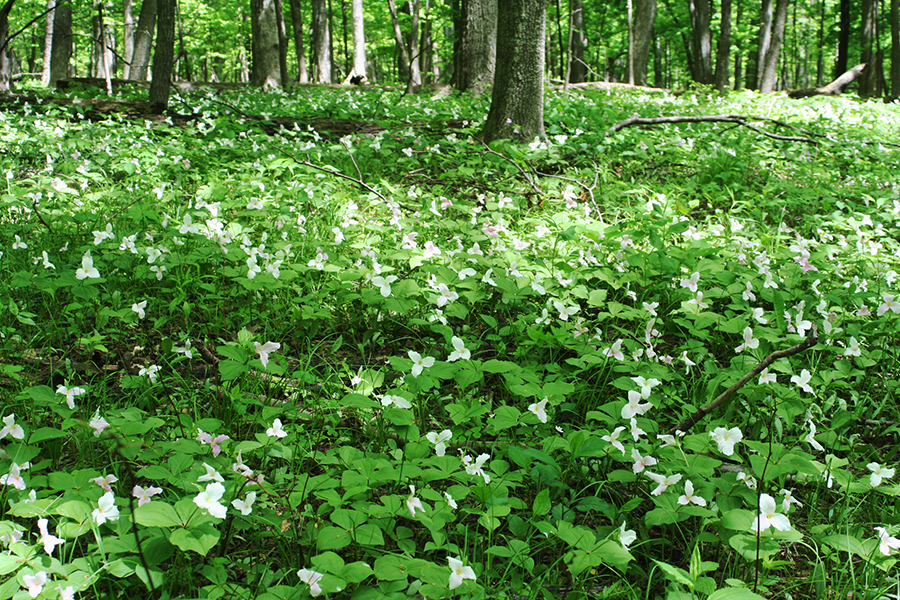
[1,86,900,599]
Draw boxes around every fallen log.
[787,63,866,99]
[605,113,820,144]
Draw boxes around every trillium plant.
[0,84,898,600]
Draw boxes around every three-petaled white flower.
[735,327,759,353]
[372,275,398,297]
[528,397,549,423]
[602,426,627,454]
[426,430,452,456]
[381,394,412,409]
[266,418,288,438]
[36,518,65,556]
[791,369,813,393]
[677,480,707,507]
[622,390,653,419]
[868,462,895,487]
[447,336,471,361]
[751,493,791,533]
[448,557,476,590]
[92,491,120,525]
[133,485,163,507]
[710,426,743,456]
[875,526,900,555]
[193,482,227,519]
[0,414,24,440]
[297,568,324,596]
[631,448,657,474]
[75,251,100,280]
[465,453,491,484]
[131,300,147,319]
[254,341,280,369]
[553,300,580,321]
[406,485,425,517]
[56,385,85,410]
[408,351,435,376]
[231,491,257,515]
[631,376,661,399]
[22,571,46,598]
[603,339,625,361]
[646,472,682,496]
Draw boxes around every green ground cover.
[1,85,900,599]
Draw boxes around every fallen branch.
[606,114,819,144]
[278,147,388,204]
[788,64,866,99]
[669,326,819,435]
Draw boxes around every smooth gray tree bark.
[41,0,55,85]
[757,0,789,92]
[714,0,731,91]
[48,0,71,86]
[631,0,656,86]
[251,0,282,88]
[346,0,365,81]
[454,0,496,92]
[0,0,17,91]
[123,0,134,78]
[149,0,174,112]
[859,0,878,96]
[688,0,713,84]
[288,0,308,82]
[311,0,332,82]
[482,0,546,142]
[567,0,585,83]
[130,0,157,81]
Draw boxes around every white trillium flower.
[448,557,477,590]
[751,493,791,533]
[528,397,549,423]
[710,426,743,456]
[426,430,452,456]
[447,336,471,361]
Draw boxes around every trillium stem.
[669,326,819,435]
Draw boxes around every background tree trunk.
[91,4,116,81]
[348,0,365,80]
[386,0,411,84]
[688,0,713,84]
[568,0,585,83]
[408,0,422,86]
[251,0,282,88]
[859,0,878,96]
[48,0,71,86]
[714,0,731,91]
[274,0,290,87]
[482,0,546,142]
[758,0,789,92]
[631,0,656,86]
[0,0,16,91]
[149,0,175,112]
[123,0,134,78]
[454,0,496,92]
[41,0,55,85]
[312,0,332,82]
[891,0,899,96]
[835,0,850,78]
[289,0,308,82]
[130,0,157,81]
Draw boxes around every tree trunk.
[420,0,434,83]
[408,0,422,87]
[482,0,546,143]
[149,0,175,113]
[289,0,308,82]
[386,0,410,84]
[815,0,824,85]
[175,1,191,80]
[454,0,496,92]
[688,0,713,84]
[0,0,16,91]
[714,0,731,91]
[631,0,656,86]
[274,0,289,87]
[252,0,282,88]
[835,0,850,78]
[312,0,332,82]
[859,0,878,96]
[123,0,134,78]
[91,4,116,82]
[41,0,55,85]
[892,0,899,96]
[130,0,157,81]
[346,0,365,80]
[48,0,70,86]
[553,0,564,79]
[568,0,585,83]
[757,0,788,92]
[626,0,633,83]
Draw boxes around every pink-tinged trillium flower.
[447,336,471,361]
[602,426,628,455]
[680,272,700,292]
[791,369,813,393]
[646,472,682,496]
[372,275,398,297]
[56,385,86,410]
[751,493,791,533]
[867,462,895,487]
[878,294,900,316]
[603,339,625,361]
[75,251,100,280]
[90,474,118,492]
[22,571,46,598]
[36,518,65,556]
[0,414,24,440]
[231,491,257,516]
[631,448,657,474]
[254,341,280,369]
[92,491,120,525]
[1,463,26,490]
[448,557,476,590]
[875,527,900,555]
[297,568,324,596]
[133,485,163,506]
[426,430,452,456]
[622,390,653,419]
[194,482,227,519]
[631,376,660,399]
[197,429,229,457]
[465,453,491,484]
[406,485,425,517]
[408,351,435,377]
[528,397,549,423]
[422,241,441,259]
[198,463,224,483]
[710,426,742,456]
[735,327,759,353]
[266,418,288,438]
[677,480,707,507]
[435,284,459,307]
